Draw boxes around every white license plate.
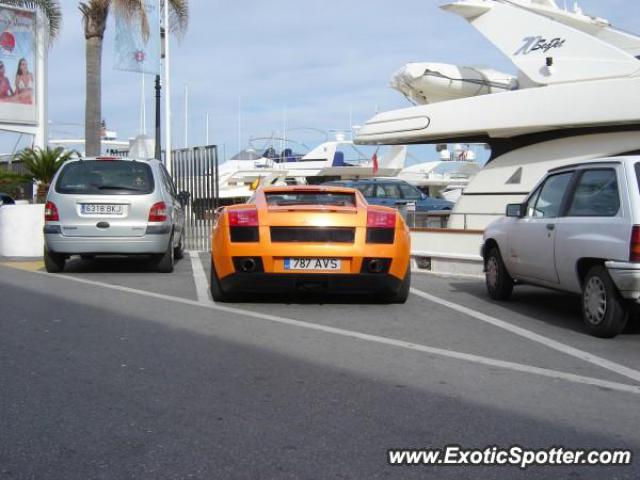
[284,258,341,271]
[81,204,124,215]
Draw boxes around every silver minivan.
[44,157,187,273]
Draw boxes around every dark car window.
[0,194,15,205]
[353,183,375,197]
[399,183,422,200]
[376,184,400,198]
[265,191,356,207]
[159,164,178,198]
[525,186,542,217]
[567,169,620,217]
[56,161,154,195]
[530,172,573,218]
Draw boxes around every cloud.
[3,0,640,162]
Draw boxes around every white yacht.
[398,144,482,201]
[355,0,640,229]
[215,133,407,204]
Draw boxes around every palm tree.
[14,146,75,201]
[0,0,62,39]
[80,0,189,157]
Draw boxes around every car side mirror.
[178,191,190,206]
[506,203,525,218]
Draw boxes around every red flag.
[372,148,379,174]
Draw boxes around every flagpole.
[163,0,172,174]
[184,84,188,148]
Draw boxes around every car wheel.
[210,260,235,302]
[582,265,628,338]
[44,246,65,273]
[174,234,184,260]
[155,235,174,273]
[379,265,411,304]
[485,247,513,300]
[80,255,95,261]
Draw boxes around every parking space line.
[189,251,213,305]
[410,287,640,384]
[30,270,640,395]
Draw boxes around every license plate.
[81,204,124,215]
[284,258,341,271]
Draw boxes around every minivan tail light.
[228,208,258,227]
[630,225,640,262]
[44,201,59,222]
[148,201,168,222]
[367,209,396,228]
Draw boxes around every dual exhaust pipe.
[234,257,388,274]
[239,257,257,273]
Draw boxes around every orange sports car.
[210,185,411,302]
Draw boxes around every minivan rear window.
[55,161,154,195]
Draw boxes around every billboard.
[114,0,160,75]
[0,6,36,124]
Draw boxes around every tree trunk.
[85,35,103,157]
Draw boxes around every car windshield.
[265,191,356,207]
[56,161,154,195]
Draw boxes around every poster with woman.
[0,6,36,124]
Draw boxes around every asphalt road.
[1,255,640,479]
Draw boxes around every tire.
[44,246,65,273]
[582,265,628,338]
[379,265,411,304]
[80,255,95,261]
[485,247,513,300]
[155,235,175,273]
[174,234,184,260]
[210,260,235,302]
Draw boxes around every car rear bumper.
[220,272,403,295]
[45,233,170,255]
[605,261,640,301]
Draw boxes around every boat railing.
[403,209,504,230]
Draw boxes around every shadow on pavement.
[448,280,640,336]
[2,280,639,480]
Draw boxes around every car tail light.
[630,225,640,262]
[228,208,259,242]
[367,209,396,228]
[148,201,168,222]
[366,209,396,244]
[229,208,258,227]
[96,156,119,161]
[44,201,59,222]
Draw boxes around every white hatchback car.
[482,157,640,338]
[44,157,187,273]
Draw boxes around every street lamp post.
[154,74,161,160]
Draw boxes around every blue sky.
[4,0,640,161]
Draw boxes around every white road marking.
[189,251,214,305]
[411,268,484,280]
[410,287,640,384]
[33,270,640,395]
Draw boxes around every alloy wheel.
[584,276,607,325]
[486,256,499,289]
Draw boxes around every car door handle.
[546,223,555,231]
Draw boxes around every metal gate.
[170,145,219,251]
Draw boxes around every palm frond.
[112,0,150,40]
[168,0,188,35]
[78,0,110,38]
[13,146,75,184]
[0,0,62,39]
